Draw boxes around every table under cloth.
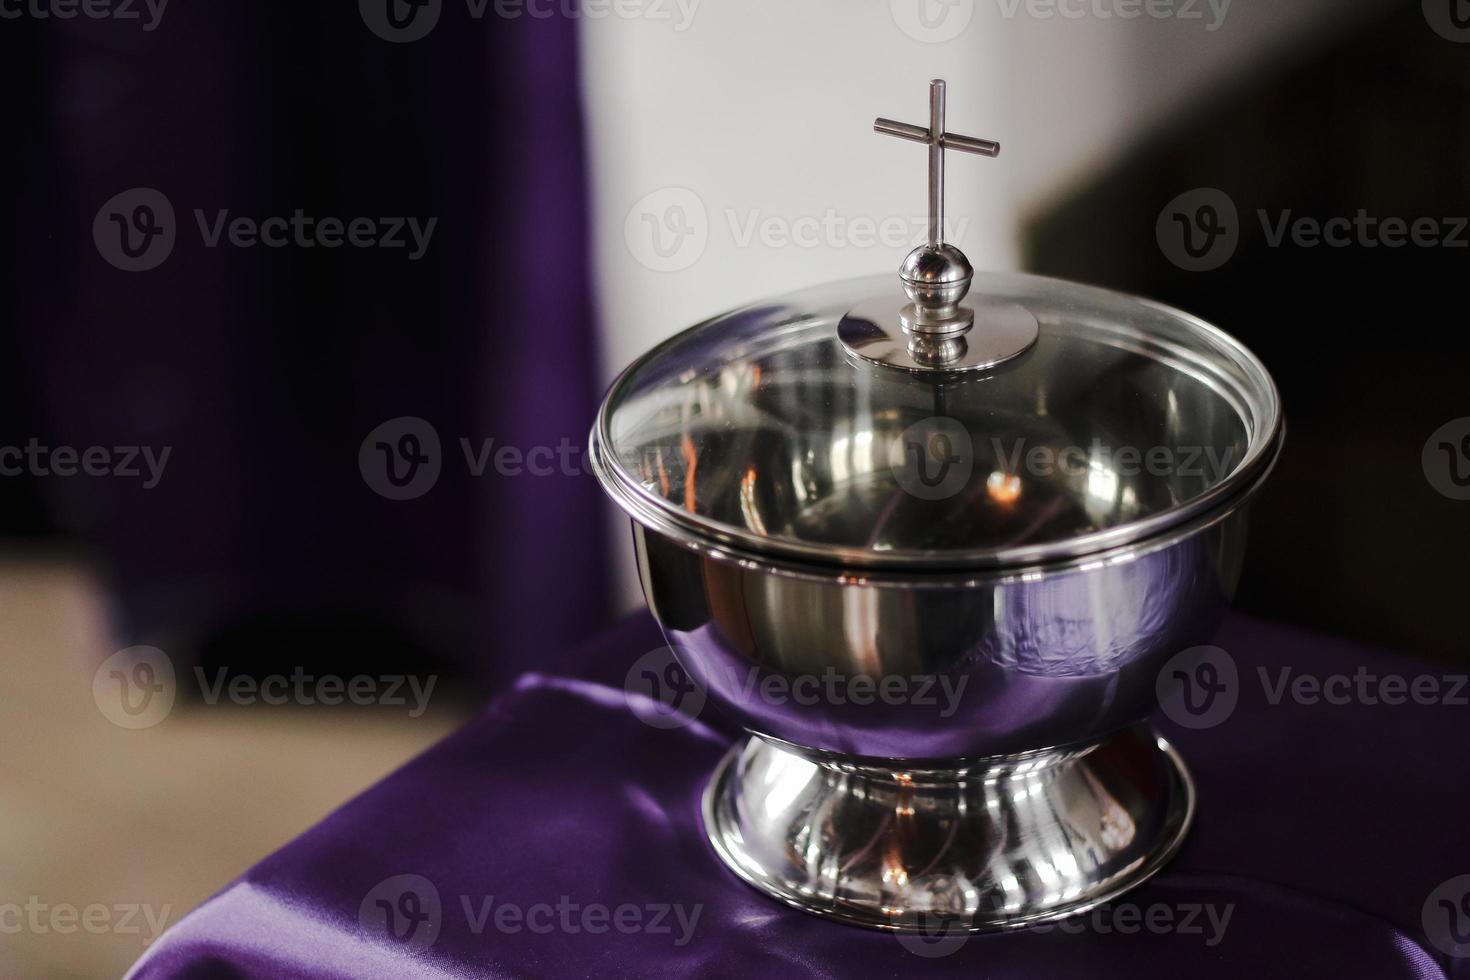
[126,613,1466,979]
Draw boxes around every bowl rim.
[591,271,1285,574]
[601,436,1280,588]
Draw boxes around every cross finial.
[875,79,999,247]
[839,84,1034,373]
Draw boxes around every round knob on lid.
[899,242,973,325]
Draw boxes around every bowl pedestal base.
[702,724,1194,933]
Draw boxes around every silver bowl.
[590,272,1282,932]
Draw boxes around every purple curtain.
[11,4,607,686]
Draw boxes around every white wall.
[580,0,1369,610]
[581,1,1017,381]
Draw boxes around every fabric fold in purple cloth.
[127,615,1464,979]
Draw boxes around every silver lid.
[590,82,1282,572]
[591,273,1281,572]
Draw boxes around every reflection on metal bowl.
[592,271,1282,931]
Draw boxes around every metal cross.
[875,79,1000,247]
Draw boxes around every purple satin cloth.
[127,615,1465,979]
